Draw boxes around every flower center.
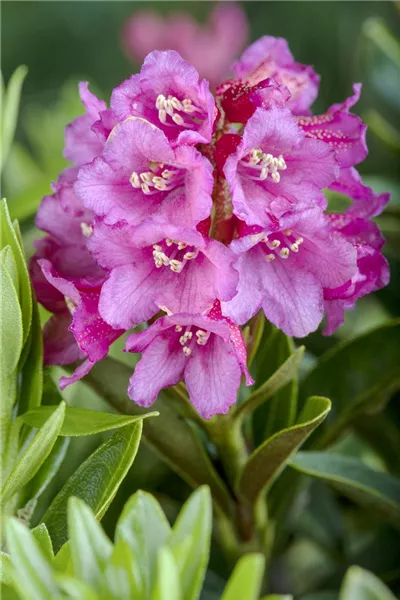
[152,239,199,273]
[259,229,304,261]
[130,164,184,195]
[174,325,210,356]
[155,94,204,130]
[241,149,287,183]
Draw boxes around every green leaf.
[21,437,70,504]
[221,554,265,600]
[68,497,113,591]
[56,575,100,600]
[116,490,171,598]
[1,66,28,169]
[236,397,331,505]
[0,260,23,377]
[152,547,182,600]
[339,566,397,600]
[289,452,400,529]
[300,321,400,448]
[42,420,143,552]
[0,552,12,586]
[31,524,54,562]
[261,596,293,600]
[82,357,233,516]
[21,405,157,436]
[233,345,304,423]
[103,539,138,599]
[6,518,58,600]
[0,199,32,346]
[168,486,212,600]
[17,298,43,414]
[1,401,66,504]
[250,322,301,443]
[1,246,19,291]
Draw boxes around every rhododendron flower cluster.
[31,36,389,419]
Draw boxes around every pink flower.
[126,301,253,419]
[111,51,216,146]
[222,207,357,337]
[76,117,213,227]
[297,85,367,169]
[223,107,338,227]
[232,36,320,115]
[30,168,123,387]
[121,3,249,90]
[88,217,239,330]
[64,83,113,167]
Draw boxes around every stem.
[205,414,248,489]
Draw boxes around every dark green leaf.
[21,405,157,436]
[68,497,113,591]
[289,452,400,529]
[17,299,43,414]
[42,421,143,552]
[82,357,233,516]
[220,554,265,600]
[116,490,171,598]
[1,401,66,504]
[300,321,400,448]
[237,397,331,505]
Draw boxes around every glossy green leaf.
[0,553,12,586]
[21,405,157,436]
[17,299,43,414]
[300,321,400,448]
[152,547,182,600]
[103,539,138,599]
[6,518,58,600]
[339,566,397,600]
[289,452,400,529]
[250,322,301,443]
[116,490,171,598]
[0,199,32,345]
[1,401,66,504]
[42,420,143,552]
[68,497,113,591]
[220,554,265,600]
[82,357,233,516]
[233,345,304,423]
[237,397,331,505]
[168,486,212,600]
[1,66,28,168]
[31,524,54,562]
[22,436,70,504]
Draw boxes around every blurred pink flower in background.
[121,3,249,88]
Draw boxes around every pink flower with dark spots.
[297,84,368,169]
[126,302,253,419]
[223,107,338,227]
[122,3,249,90]
[76,117,213,227]
[64,82,113,167]
[222,207,357,337]
[232,36,320,115]
[88,217,239,330]
[111,51,216,146]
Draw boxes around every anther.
[172,114,184,126]
[183,346,192,356]
[271,172,281,183]
[80,223,93,238]
[175,325,183,332]
[130,172,140,188]
[265,254,276,261]
[283,229,292,236]
[279,248,290,259]
[290,243,299,253]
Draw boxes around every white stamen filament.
[262,232,304,262]
[155,94,202,129]
[152,241,198,272]
[244,149,287,184]
[130,166,183,195]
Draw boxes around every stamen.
[130,172,141,188]
[290,243,299,253]
[65,296,76,314]
[80,222,93,238]
[265,254,276,261]
[243,149,287,184]
[175,325,183,332]
[183,346,192,356]
[279,248,290,259]
[196,329,210,346]
[283,229,292,236]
